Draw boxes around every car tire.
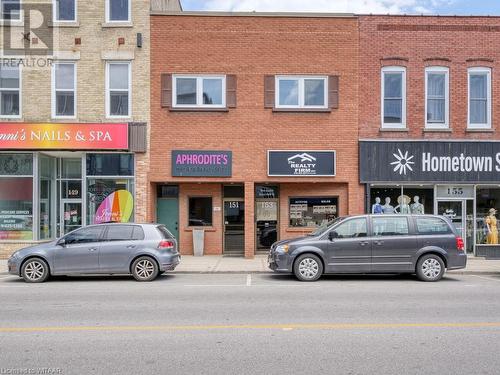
[21,258,50,283]
[416,254,445,282]
[131,256,159,282]
[293,253,323,282]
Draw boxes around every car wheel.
[21,258,50,283]
[294,254,323,282]
[416,254,445,282]
[132,256,159,282]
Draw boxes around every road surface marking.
[470,275,500,283]
[1,322,500,333]
[246,274,252,286]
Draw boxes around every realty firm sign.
[172,150,232,177]
[268,150,336,177]
[360,141,500,183]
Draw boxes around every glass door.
[437,200,465,244]
[223,199,245,256]
[255,199,278,251]
[60,200,82,235]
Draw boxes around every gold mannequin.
[486,208,498,245]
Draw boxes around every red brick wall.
[359,15,500,139]
[150,15,364,255]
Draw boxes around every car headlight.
[275,244,289,253]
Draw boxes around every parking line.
[1,322,500,333]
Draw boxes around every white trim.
[468,67,492,129]
[53,0,77,23]
[172,74,226,108]
[275,75,328,109]
[0,62,21,119]
[105,0,131,23]
[51,61,77,119]
[381,66,406,129]
[105,61,132,119]
[425,66,449,129]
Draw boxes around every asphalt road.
[1,272,500,375]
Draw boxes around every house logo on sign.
[288,153,317,175]
[390,149,415,175]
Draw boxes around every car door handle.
[359,241,369,246]
[374,240,384,246]
[89,248,97,252]
[127,245,136,249]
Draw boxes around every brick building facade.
[359,16,500,257]
[150,13,363,258]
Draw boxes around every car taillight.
[456,237,464,252]
[158,240,175,250]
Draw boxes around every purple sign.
[172,150,232,177]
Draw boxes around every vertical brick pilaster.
[244,181,255,259]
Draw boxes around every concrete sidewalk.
[1,255,500,275]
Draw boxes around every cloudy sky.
[181,0,500,15]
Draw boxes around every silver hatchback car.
[7,223,180,283]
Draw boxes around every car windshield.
[308,217,346,236]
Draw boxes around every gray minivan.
[268,215,467,282]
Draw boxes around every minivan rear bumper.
[447,252,467,270]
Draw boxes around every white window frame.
[1,0,21,21]
[53,0,77,22]
[381,66,406,129]
[105,0,131,23]
[172,75,226,109]
[51,62,77,119]
[0,63,22,119]
[105,61,132,119]
[425,66,449,129]
[468,67,492,129]
[275,75,328,109]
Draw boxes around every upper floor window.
[425,67,449,129]
[106,62,131,118]
[468,67,491,129]
[54,0,76,22]
[52,62,76,118]
[0,64,20,118]
[1,0,20,21]
[381,67,406,129]
[173,75,226,108]
[275,76,327,109]
[106,0,130,22]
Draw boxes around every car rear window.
[157,225,174,239]
[416,217,452,235]
[105,225,144,241]
[373,217,409,236]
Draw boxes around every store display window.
[476,187,500,246]
[369,186,433,215]
[289,197,338,228]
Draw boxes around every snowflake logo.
[390,149,415,175]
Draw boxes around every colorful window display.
[0,177,33,240]
[87,179,134,224]
[476,187,500,246]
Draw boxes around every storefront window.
[0,177,33,240]
[289,197,337,228]
[476,187,500,246]
[369,186,433,215]
[86,153,133,176]
[87,179,134,224]
[188,197,212,226]
[39,155,55,240]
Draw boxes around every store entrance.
[223,199,245,256]
[255,199,278,252]
[437,200,474,254]
[61,200,82,235]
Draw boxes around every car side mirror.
[328,231,339,241]
[57,238,66,247]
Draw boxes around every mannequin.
[486,208,498,245]
[382,197,395,214]
[395,195,410,214]
[372,197,383,214]
[410,196,425,215]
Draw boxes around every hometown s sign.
[360,140,500,183]
[0,123,129,150]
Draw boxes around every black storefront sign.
[360,141,500,183]
[268,150,336,177]
[172,150,232,177]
